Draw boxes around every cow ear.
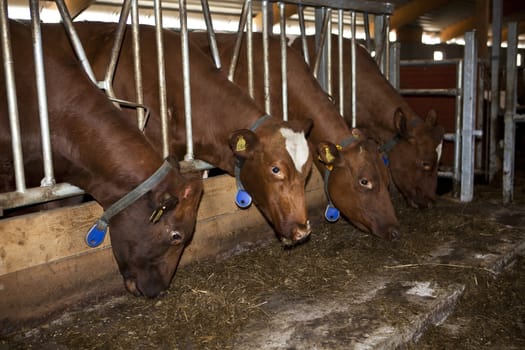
[425,110,438,127]
[316,141,344,169]
[229,129,260,159]
[286,118,313,136]
[393,108,408,138]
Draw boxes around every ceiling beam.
[65,0,96,18]
[390,0,450,30]
[439,16,476,42]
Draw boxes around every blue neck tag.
[324,204,340,222]
[85,220,109,247]
[235,189,253,209]
[381,153,390,166]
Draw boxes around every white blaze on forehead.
[436,141,443,163]
[279,127,309,173]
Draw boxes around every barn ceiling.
[8,0,525,45]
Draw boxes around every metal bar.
[0,183,85,211]
[400,58,461,66]
[153,0,170,158]
[374,14,385,71]
[489,0,502,182]
[228,0,249,82]
[179,0,194,161]
[264,0,394,15]
[30,0,55,187]
[503,22,517,203]
[279,2,288,121]
[55,0,98,85]
[326,8,332,96]
[350,10,356,128]
[384,15,390,81]
[200,0,221,69]
[131,0,146,129]
[388,42,400,89]
[337,9,344,116]
[178,159,215,173]
[475,62,485,175]
[0,0,26,193]
[460,31,477,202]
[103,0,132,99]
[246,0,254,98]
[453,60,463,197]
[262,0,271,114]
[363,12,372,51]
[312,8,329,81]
[298,5,309,66]
[399,88,459,96]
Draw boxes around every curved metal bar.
[363,12,372,51]
[30,0,55,187]
[200,0,221,69]
[312,8,330,80]
[228,0,250,82]
[131,0,146,129]
[298,5,309,66]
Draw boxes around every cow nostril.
[390,229,401,241]
[124,278,142,297]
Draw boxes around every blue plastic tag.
[235,189,252,209]
[85,220,108,247]
[324,204,340,222]
[381,153,390,166]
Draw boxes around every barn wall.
[0,170,326,331]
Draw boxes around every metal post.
[279,2,288,121]
[503,22,518,203]
[384,15,391,81]
[453,60,463,197]
[228,0,250,82]
[201,0,221,69]
[374,14,385,72]
[313,7,327,90]
[337,9,344,116]
[298,5,309,66]
[388,42,400,89]
[489,0,502,182]
[262,0,271,114]
[326,8,332,96]
[0,0,26,193]
[30,0,55,187]
[131,0,145,129]
[153,0,170,158]
[350,10,356,128]
[246,0,254,98]
[460,31,477,202]
[179,0,194,161]
[363,12,372,52]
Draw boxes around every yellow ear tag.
[336,144,343,151]
[236,136,247,152]
[323,144,335,164]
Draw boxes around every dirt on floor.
[1,178,524,349]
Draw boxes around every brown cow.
[0,20,203,298]
[292,36,445,209]
[192,32,400,240]
[43,22,313,245]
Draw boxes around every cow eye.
[170,231,183,243]
[271,166,281,174]
[359,178,372,189]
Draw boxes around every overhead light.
[433,50,444,61]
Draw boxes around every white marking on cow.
[436,141,443,163]
[279,127,309,173]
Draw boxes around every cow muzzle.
[281,220,311,246]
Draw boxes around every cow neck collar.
[85,158,174,247]
[379,117,423,165]
[322,134,359,222]
[233,114,271,208]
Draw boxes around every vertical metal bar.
[298,5,309,66]
[326,8,332,96]
[179,0,193,161]
[503,22,517,203]
[0,0,26,192]
[262,0,271,114]
[103,0,131,100]
[279,2,288,121]
[475,63,484,173]
[246,0,254,98]
[388,42,400,89]
[228,0,249,82]
[363,12,372,52]
[131,0,145,129]
[200,0,221,69]
[312,9,329,81]
[460,31,477,202]
[30,0,55,187]
[453,60,463,197]
[350,11,357,128]
[337,9,344,116]
[489,0,502,182]
[154,0,170,158]
[384,15,391,82]
[55,0,97,85]
[374,14,385,71]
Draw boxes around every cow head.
[109,169,203,298]
[387,109,445,209]
[229,118,313,246]
[317,129,400,240]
